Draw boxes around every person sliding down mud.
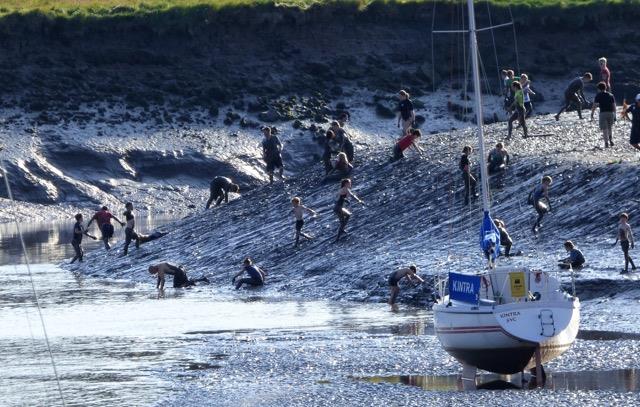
[148,263,209,289]
[507,81,528,138]
[261,126,284,184]
[206,176,240,209]
[555,72,592,121]
[290,197,317,247]
[334,178,364,242]
[70,213,97,264]
[137,231,168,245]
[388,265,424,305]
[613,213,636,274]
[529,176,552,235]
[87,206,124,250]
[391,129,423,161]
[122,202,139,256]
[323,152,353,183]
[558,240,585,269]
[233,258,267,289]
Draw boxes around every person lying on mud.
[591,81,617,148]
[122,202,139,256]
[613,213,636,274]
[460,146,478,206]
[148,263,209,289]
[233,257,267,289]
[329,121,355,163]
[555,72,592,121]
[622,94,640,151]
[494,218,513,257]
[206,176,240,209]
[487,142,510,176]
[290,197,317,247]
[388,265,424,305]
[391,128,423,161]
[334,178,365,242]
[70,213,97,264]
[529,176,552,235]
[323,152,353,183]
[137,231,168,245]
[397,90,415,137]
[558,240,585,269]
[261,126,284,184]
[87,206,124,250]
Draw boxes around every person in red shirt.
[599,57,611,92]
[87,205,124,250]
[391,128,424,161]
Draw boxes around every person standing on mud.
[261,127,284,184]
[70,213,96,264]
[391,128,423,161]
[233,258,267,289]
[590,82,616,148]
[507,81,528,138]
[330,121,355,163]
[558,240,585,269]
[520,74,536,117]
[460,146,477,206]
[487,142,510,176]
[148,263,209,289]
[397,90,415,137]
[206,176,240,209]
[334,178,364,242]
[613,213,636,274]
[290,197,317,247]
[555,72,592,121]
[122,202,139,256]
[622,94,640,151]
[87,206,124,250]
[388,265,424,306]
[530,176,552,235]
[599,57,611,92]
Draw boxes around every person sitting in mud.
[323,130,340,174]
[233,257,267,289]
[70,213,97,264]
[206,176,240,209]
[558,240,585,269]
[555,72,592,121]
[493,218,513,257]
[487,142,510,176]
[391,128,423,161]
[148,262,209,289]
[137,231,168,245]
[338,112,350,128]
[87,206,124,250]
[622,94,640,151]
[324,152,353,182]
[507,81,528,138]
[122,202,140,256]
[613,212,636,274]
[591,82,617,148]
[529,176,552,235]
[460,146,478,206]
[334,178,365,242]
[388,265,424,305]
[290,197,317,247]
[397,90,415,136]
[329,121,355,163]
[261,126,284,184]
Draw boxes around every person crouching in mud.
[233,258,267,289]
[558,240,585,269]
[206,176,240,209]
[530,176,552,235]
[148,263,209,289]
[494,218,513,257]
[388,265,424,305]
[391,128,423,161]
[334,178,365,242]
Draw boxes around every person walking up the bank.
[391,128,423,161]
[87,205,124,250]
[261,126,284,184]
[530,176,552,235]
[70,213,96,264]
[397,90,415,136]
[613,213,636,274]
[555,73,592,121]
[508,81,528,138]
[591,81,616,148]
[122,202,140,256]
[290,197,317,247]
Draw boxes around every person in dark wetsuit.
[330,121,355,163]
[206,176,240,209]
[493,218,513,257]
[87,206,124,250]
[290,197,317,247]
[233,258,267,289]
[391,128,423,161]
[555,72,592,121]
[558,240,585,269]
[622,94,640,151]
[460,146,477,206]
[613,213,636,274]
[148,263,208,289]
[388,265,424,305]
[487,142,510,176]
[591,82,617,148]
[397,90,415,137]
[137,231,168,244]
[334,178,364,242]
[261,127,284,184]
[530,176,552,234]
[122,202,139,256]
[70,213,96,264]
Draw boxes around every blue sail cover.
[480,211,501,260]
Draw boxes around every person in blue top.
[623,94,640,151]
[233,257,267,289]
[530,176,552,234]
[558,240,585,269]
[261,127,284,184]
[70,213,96,264]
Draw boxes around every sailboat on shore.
[432,0,580,383]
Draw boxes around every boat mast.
[466,0,490,213]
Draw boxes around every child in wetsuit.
[290,197,317,247]
[460,146,477,206]
[388,265,424,305]
[334,178,365,242]
[530,176,552,234]
[558,240,586,269]
[613,213,636,274]
[233,258,267,289]
[70,213,96,264]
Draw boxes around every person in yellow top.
[507,81,528,138]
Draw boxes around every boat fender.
[532,292,541,301]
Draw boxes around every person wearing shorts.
[591,81,616,148]
[86,206,124,250]
[388,265,424,305]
